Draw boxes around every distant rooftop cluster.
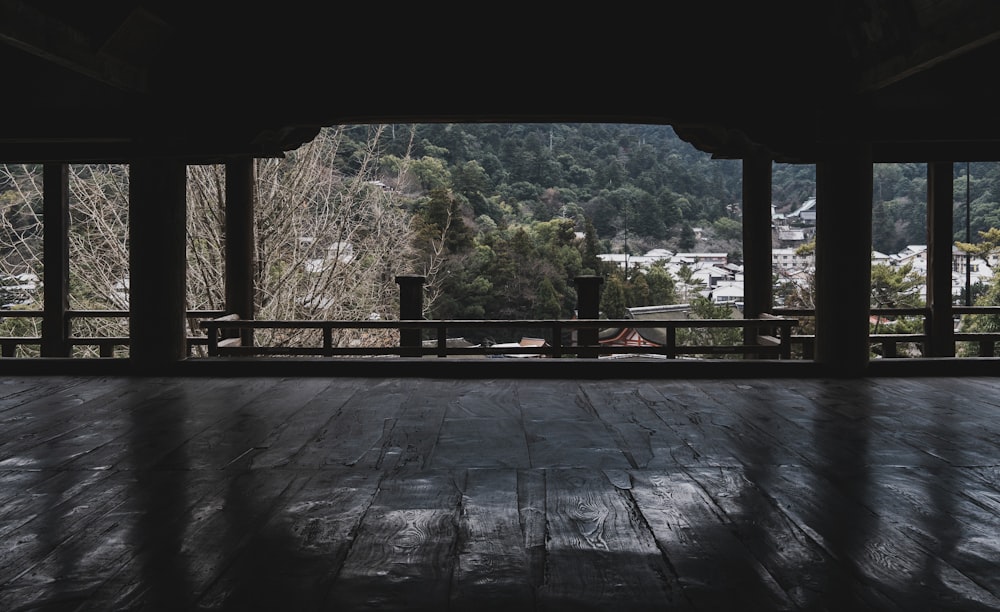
[598,239,998,310]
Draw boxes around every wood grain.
[0,375,998,610]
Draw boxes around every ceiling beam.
[855,2,1000,93]
[0,0,157,93]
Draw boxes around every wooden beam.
[0,0,156,93]
[854,2,1000,93]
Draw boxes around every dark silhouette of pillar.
[41,163,71,357]
[129,158,188,373]
[927,161,955,357]
[225,157,256,347]
[574,275,603,357]
[396,275,425,356]
[742,149,774,355]
[814,142,873,377]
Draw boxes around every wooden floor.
[1,375,999,611]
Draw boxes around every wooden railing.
[772,305,1000,358]
[0,309,225,357]
[5,305,1000,360]
[199,315,799,359]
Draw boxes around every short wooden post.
[396,275,425,357]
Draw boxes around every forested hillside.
[336,124,1000,325]
[3,123,1000,349]
[344,124,1000,254]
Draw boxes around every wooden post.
[742,148,773,355]
[574,275,603,357]
[814,142,873,376]
[926,162,955,357]
[129,158,188,373]
[396,275,425,356]
[41,163,71,357]
[225,157,256,347]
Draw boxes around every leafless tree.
[0,164,45,346]
[0,125,419,355]
[188,125,418,349]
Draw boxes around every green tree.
[955,227,1000,260]
[581,217,602,274]
[600,273,628,319]
[959,277,1000,356]
[645,263,677,305]
[675,263,705,302]
[418,188,473,253]
[678,223,696,250]
[451,160,493,217]
[712,217,742,241]
[408,156,451,191]
[677,296,742,357]
[955,227,1000,354]
[869,261,925,334]
[627,273,651,306]
[535,277,562,319]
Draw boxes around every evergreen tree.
[600,274,628,319]
[679,223,696,250]
[582,217,602,274]
[535,277,562,319]
[645,263,678,305]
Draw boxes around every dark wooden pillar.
[129,158,188,373]
[225,157,256,346]
[742,149,773,351]
[41,163,71,357]
[574,275,603,356]
[396,275,425,356]
[926,161,955,357]
[814,142,873,376]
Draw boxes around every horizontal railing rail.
[5,304,1000,360]
[199,316,799,360]
[0,309,226,357]
[772,305,1000,358]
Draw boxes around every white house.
[772,247,814,270]
[711,282,744,305]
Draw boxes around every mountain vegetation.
[345,124,1000,324]
[2,123,1000,352]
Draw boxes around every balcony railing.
[199,315,799,360]
[4,305,1000,360]
[772,305,1000,358]
[0,309,225,357]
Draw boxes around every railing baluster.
[207,322,220,356]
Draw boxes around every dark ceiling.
[3,1,1000,164]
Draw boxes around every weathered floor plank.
[0,375,997,611]
[194,467,382,611]
[539,468,681,612]
[450,468,535,611]
[323,467,463,611]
